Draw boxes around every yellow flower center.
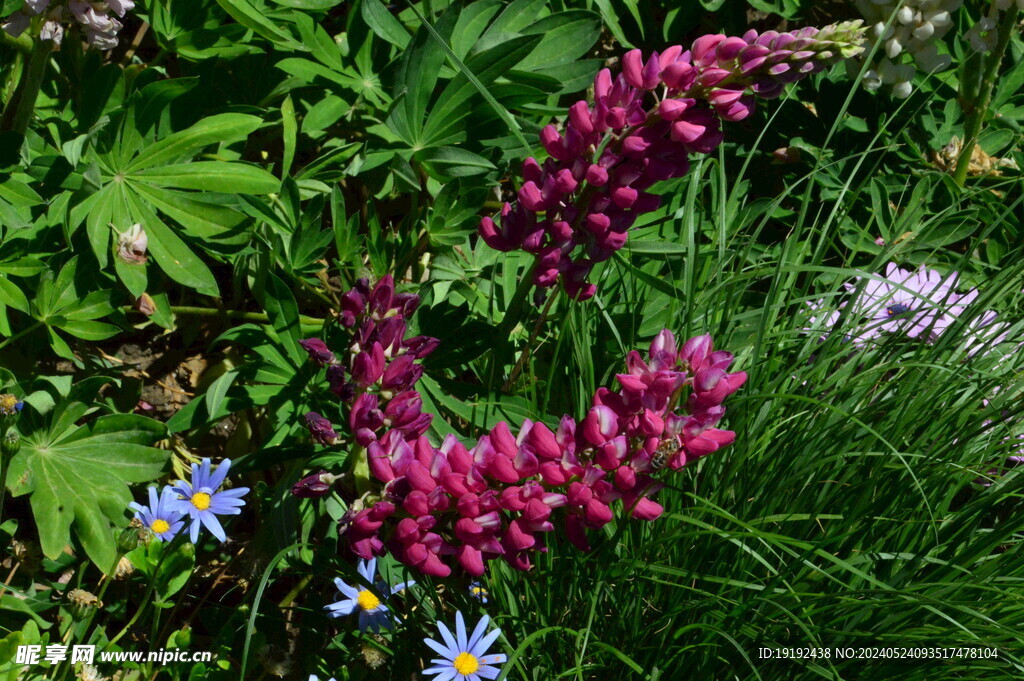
[150,519,170,534]
[471,586,488,598]
[453,652,479,675]
[191,492,211,511]
[0,395,17,412]
[356,590,381,611]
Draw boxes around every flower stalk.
[953,6,1019,186]
[0,36,53,135]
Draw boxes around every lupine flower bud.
[299,339,335,366]
[291,470,339,498]
[304,412,338,445]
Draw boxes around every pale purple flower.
[105,0,134,17]
[39,16,63,43]
[847,263,977,340]
[804,298,846,341]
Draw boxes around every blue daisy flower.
[468,581,489,604]
[324,558,415,632]
[423,611,506,681]
[129,486,186,541]
[169,458,249,543]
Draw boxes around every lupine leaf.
[8,412,169,570]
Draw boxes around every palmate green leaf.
[291,12,344,71]
[420,34,541,148]
[124,189,219,296]
[135,162,280,193]
[387,7,458,147]
[130,77,199,135]
[71,111,276,294]
[8,412,169,570]
[0,276,29,313]
[255,273,304,367]
[126,113,263,172]
[274,58,369,95]
[515,10,602,71]
[214,0,305,50]
[131,184,249,242]
[360,0,410,49]
[417,146,495,178]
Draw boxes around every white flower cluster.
[965,0,1024,54]
[854,0,962,98]
[2,0,133,50]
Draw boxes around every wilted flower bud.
[771,147,803,164]
[117,224,148,264]
[256,643,292,678]
[113,555,135,580]
[133,293,156,316]
[10,539,42,574]
[361,639,388,669]
[67,588,102,620]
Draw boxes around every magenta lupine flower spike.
[480,22,865,300]
[295,281,744,577]
[340,327,744,576]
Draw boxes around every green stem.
[0,321,43,352]
[52,549,126,681]
[495,266,536,339]
[137,306,325,326]
[0,37,53,135]
[953,8,1019,186]
[0,436,9,528]
[503,287,557,392]
[0,29,31,57]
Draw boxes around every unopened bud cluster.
[479,23,865,300]
[2,0,134,50]
[298,279,745,577]
[299,275,439,454]
[854,0,960,98]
